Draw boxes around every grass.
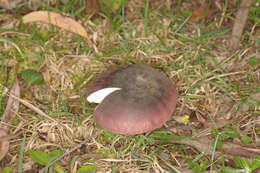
[0,0,260,172]
[18,135,26,173]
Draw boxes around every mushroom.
[86,64,177,135]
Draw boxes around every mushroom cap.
[86,64,177,135]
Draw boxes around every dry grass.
[0,0,260,172]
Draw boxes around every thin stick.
[0,84,58,124]
[39,132,100,173]
[9,94,58,123]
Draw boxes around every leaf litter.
[0,79,20,161]
[0,0,259,172]
[22,11,92,45]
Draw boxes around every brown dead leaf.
[0,0,23,9]
[22,11,92,44]
[0,0,10,9]
[0,79,20,161]
[170,137,260,159]
[189,8,211,22]
[195,119,230,137]
[251,93,260,103]
[1,79,20,130]
[0,129,9,161]
[196,112,208,126]
[85,0,100,14]
[230,0,251,49]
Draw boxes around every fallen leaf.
[0,79,20,161]
[85,0,100,14]
[189,8,211,22]
[195,119,230,137]
[0,0,10,9]
[2,79,20,129]
[0,130,9,161]
[0,0,23,9]
[230,0,251,49]
[251,93,260,102]
[195,113,208,126]
[22,11,92,44]
[170,137,260,159]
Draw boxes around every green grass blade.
[143,0,150,37]
[18,135,26,173]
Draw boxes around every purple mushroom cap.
[86,64,177,135]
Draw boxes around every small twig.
[0,38,24,58]
[39,132,101,173]
[205,71,246,82]
[1,83,64,128]
[9,94,57,123]
[0,84,57,123]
